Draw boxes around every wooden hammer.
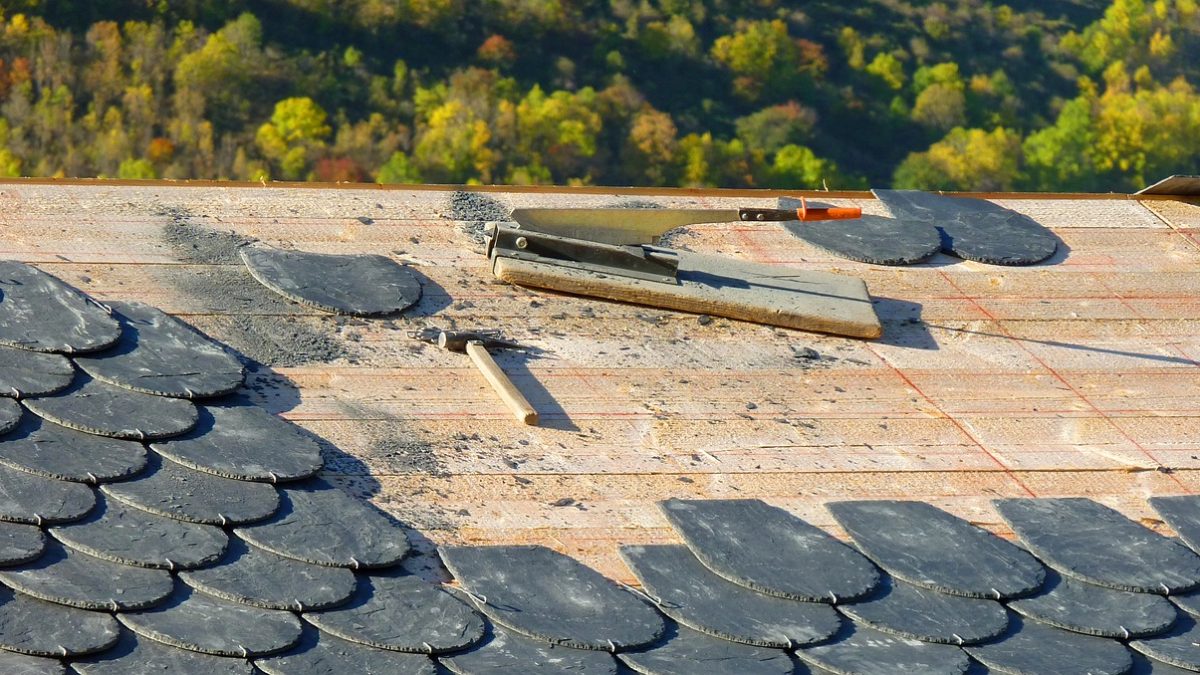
[437,331,538,426]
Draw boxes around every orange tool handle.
[796,197,862,221]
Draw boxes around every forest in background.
[0,0,1195,191]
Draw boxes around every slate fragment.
[181,537,357,611]
[0,650,64,675]
[51,496,228,570]
[0,345,74,398]
[256,626,436,675]
[0,413,147,483]
[0,398,21,434]
[439,621,619,675]
[24,376,198,441]
[873,189,1059,265]
[620,544,840,648]
[797,620,970,674]
[996,497,1200,594]
[440,545,665,651]
[784,212,941,265]
[0,462,95,525]
[0,541,173,610]
[965,613,1133,675]
[72,631,255,674]
[74,301,244,399]
[0,261,121,354]
[659,498,879,602]
[118,586,303,658]
[151,404,322,483]
[237,478,409,569]
[1008,568,1178,639]
[101,453,279,526]
[0,584,119,657]
[305,573,484,653]
[241,244,422,316]
[618,623,794,675]
[0,521,45,566]
[1149,496,1200,555]
[839,574,1009,645]
[828,500,1044,599]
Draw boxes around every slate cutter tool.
[414,329,539,426]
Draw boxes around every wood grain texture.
[0,182,1197,584]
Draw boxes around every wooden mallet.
[437,330,538,426]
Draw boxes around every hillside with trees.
[0,0,1195,191]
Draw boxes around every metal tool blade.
[509,208,741,246]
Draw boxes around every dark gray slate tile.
[0,398,21,434]
[966,614,1132,675]
[305,573,484,653]
[0,414,147,483]
[1008,568,1178,639]
[0,584,118,657]
[240,245,422,316]
[0,649,64,674]
[785,213,941,265]
[0,261,121,354]
[620,544,839,648]
[0,462,95,525]
[440,545,665,651]
[618,623,794,675]
[996,497,1200,594]
[828,500,1044,599]
[660,498,879,602]
[1130,651,1200,674]
[1150,496,1200,555]
[180,536,356,611]
[24,376,198,441]
[257,626,435,675]
[439,622,619,675]
[237,478,409,569]
[873,190,1059,266]
[101,453,279,526]
[1170,589,1200,617]
[0,541,173,611]
[71,631,255,674]
[118,586,302,658]
[0,521,45,565]
[0,346,73,398]
[73,301,244,399]
[50,496,227,570]
[151,404,322,483]
[839,575,1008,645]
[798,619,971,674]
[1131,615,1200,671]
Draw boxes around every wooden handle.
[465,341,539,425]
[796,197,862,221]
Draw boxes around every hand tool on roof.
[485,200,882,339]
[415,329,539,426]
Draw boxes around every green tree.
[894,126,1023,190]
[255,97,332,180]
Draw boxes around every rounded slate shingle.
[659,498,879,603]
[439,621,619,675]
[784,213,941,266]
[151,404,322,483]
[24,376,198,441]
[1008,568,1178,639]
[618,624,795,675]
[827,500,1045,599]
[304,574,484,653]
[995,497,1200,594]
[0,522,45,566]
[256,626,436,675]
[838,574,1009,645]
[0,413,147,484]
[1131,615,1200,672]
[0,584,119,657]
[71,631,255,674]
[118,586,303,658]
[0,649,64,674]
[240,245,422,316]
[619,544,840,648]
[180,537,356,611]
[440,545,665,652]
[797,620,970,674]
[0,541,174,611]
[51,496,228,571]
[236,478,409,569]
[1149,496,1200,555]
[101,453,279,526]
[0,261,121,354]
[73,301,244,399]
[0,346,74,398]
[1130,652,1200,675]
[966,614,1133,675]
[0,462,95,526]
[0,398,21,435]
